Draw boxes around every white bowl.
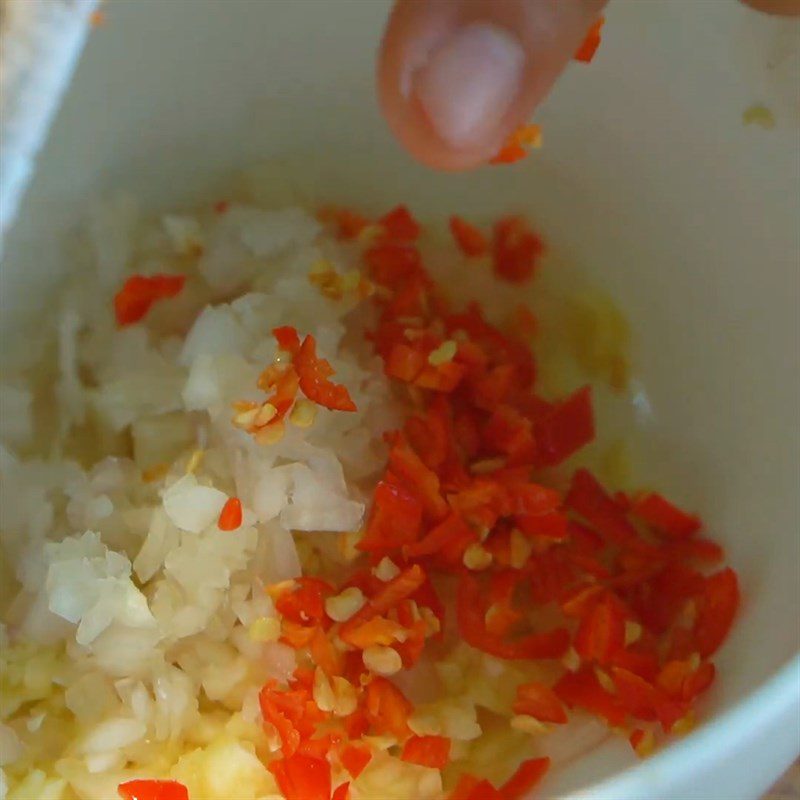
[1,1,798,798]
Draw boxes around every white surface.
[0,1,798,798]
[0,0,98,244]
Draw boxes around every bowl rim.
[563,652,800,799]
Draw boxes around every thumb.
[377,0,608,171]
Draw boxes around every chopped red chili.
[217,497,243,531]
[401,735,451,769]
[632,492,702,538]
[501,757,551,799]
[247,203,740,799]
[574,17,605,63]
[268,753,331,800]
[294,334,357,412]
[340,744,372,779]
[513,682,568,724]
[492,216,545,284]
[114,274,185,327]
[379,205,421,241]
[117,780,189,800]
[450,216,489,256]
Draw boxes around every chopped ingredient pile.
[0,196,738,800]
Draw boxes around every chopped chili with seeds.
[294,333,357,412]
[490,124,543,165]
[236,202,740,800]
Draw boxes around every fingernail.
[413,22,526,151]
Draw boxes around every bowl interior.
[1,1,798,797]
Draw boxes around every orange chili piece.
[217,497,243,531]
[340,743,372,779]
[294,334,357,412]
[449,216,489,257]
[117,780,188,800]
[401,735,451,769]
[268,753,331,800]
[501,757,551,800]
[273,325,302,356]
[114,274,185,327]
[574,16,605,63]
[364,676,413,740]
[492,216,545,284]
[632,492,702,539]
[318,206,369,240]
[513,682,568,724]
[379,205,421,241]
[692,568,740,658]
[332,782,351,800]
[490,124,542,165]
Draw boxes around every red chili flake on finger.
[450,216,489,257]
[117,779,189,800]
[217,497,243,531]
[114,274,185,326]
[490,124,543,165]
[574,16,605,63]
[401,735,451,769]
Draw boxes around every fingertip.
[378,0,608,172]
[740,0,800,15]
[377,2,500,171]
